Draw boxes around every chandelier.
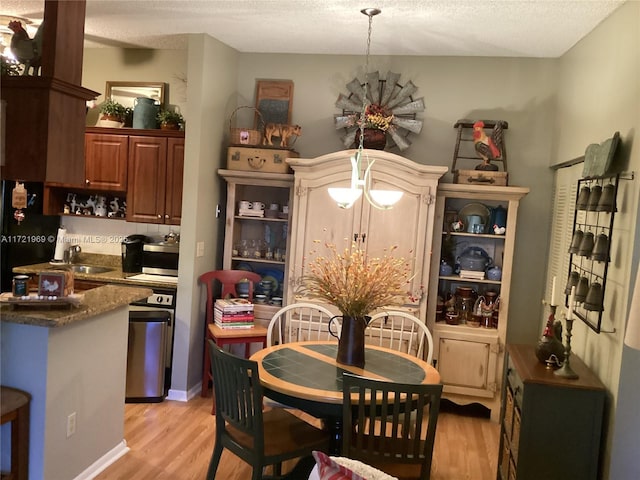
[327,8,403,210]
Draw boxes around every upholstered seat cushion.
[310,451,398,480]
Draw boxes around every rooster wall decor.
[472,120,506,171]
[8,19,44,76]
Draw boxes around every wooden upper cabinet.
[127,135,184,225]
[84,133,129,190]
[0,0,99,183]
[164,138,185,225]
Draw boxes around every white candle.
[551,276,557,306]
[567,285,576,320]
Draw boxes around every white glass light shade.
[328,187,363,209]
[624,267,640,350]
[368,190,404,209]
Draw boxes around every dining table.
[250,340,441,453]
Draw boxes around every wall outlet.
[67,412,76,438]
[196,241,205,257]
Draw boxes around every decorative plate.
[334,71,425,151]
[458,203,491,230]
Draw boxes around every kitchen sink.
[68,265,114,275]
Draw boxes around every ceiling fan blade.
[392,98,425,115]
[387,125,412,151]
[386,80,418,109]
[380,71,401,106]
[341,129,357,148]
[334,114,357,130]
[392,117,423,134]
[365,71,380,104]
[346,78,365,104]
[335,94,363,112]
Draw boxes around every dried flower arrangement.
[299,240,414,318]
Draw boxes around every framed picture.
[254,80,294,127]
[39,272,66,297]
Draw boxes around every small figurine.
[451,220,464,232]
[263,123,302,148]
[473,120,504,171]
[493,224,506,235]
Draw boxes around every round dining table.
[250,340,441,453]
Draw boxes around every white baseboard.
[166,383,201,402]
[72,440,130,480]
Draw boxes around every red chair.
[198,270,265,413]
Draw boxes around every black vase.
[331,315,368,368]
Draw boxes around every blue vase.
[132,97,159,129]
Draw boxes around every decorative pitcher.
[329,315,369,368]
[132,97,159,129]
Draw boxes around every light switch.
[196,241,205,257]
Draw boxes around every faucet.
[64,245,82,264]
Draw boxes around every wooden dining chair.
[198,270,262,401]
[206,340,330,480]
[266,302,336,346]
[341,373,443,480]
[366,311,434,364]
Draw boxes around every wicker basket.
[229,106,264,146]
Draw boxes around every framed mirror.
[105,81,166,109]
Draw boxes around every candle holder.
[554,315,579,379]
[535,303,565,367]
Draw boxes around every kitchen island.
[1,284,152,480]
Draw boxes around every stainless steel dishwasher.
[126,309,170,402]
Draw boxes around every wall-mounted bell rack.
[566,173,620,333]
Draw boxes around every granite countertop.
[0,284,152,327]
[12,253,177,290]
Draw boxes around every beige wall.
[554,2,639,478]
[236,53,558,346]
[76,9,640,476]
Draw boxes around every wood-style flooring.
[95,396,499,480]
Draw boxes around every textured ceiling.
[1,0,626,57]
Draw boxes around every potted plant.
[99,99,126,122]
[157,109,184,130]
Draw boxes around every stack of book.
[214,298,255,329]
[459,270,486,280]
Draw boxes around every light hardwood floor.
[95,396,500,480]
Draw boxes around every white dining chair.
[365,310,434,364]
[266,302,337,346]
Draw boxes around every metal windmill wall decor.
[334,71,425,151]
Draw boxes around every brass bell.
[590,233,610,262]
[564,271,580,295]
[586,185,602,211]
[568,230,584,254]
[577,231,595,257]
[575,186,591,210]
[575,276,590,303]
[584,282,604,312]
[595,184,616,212]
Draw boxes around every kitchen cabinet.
[127,135,185,225]
[218,169,294,324]
[498,344,605,480]
[426,183,528,421]
[0,0,99,184]
[83,132,129,191]
[286,150,447,320]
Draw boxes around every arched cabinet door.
[287,150,447,320]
